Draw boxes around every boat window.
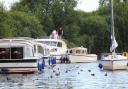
[76,50,80,54]
[45,48,49,56]
[0,48,10,59]
[25,47,33,57]
[82,50,85,54]
[0,47,23,59]
[11,47,23,59]
[57,42,62,47]
[70,50,72,53]
[34,45,36,53]
[67,50,69,54]
[38,46,44,55]
[39,41,57,46]
[40,41,50,45]
[50,41,57,46]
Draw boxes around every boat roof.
[70,47,87,50]
[36,38,65,42]
[0,37,33,41]
[0,37,36,47]
[0,41,34,48]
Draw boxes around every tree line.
[0,0,128,54]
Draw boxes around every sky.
[0,0,99,12]
[0,0,19,10]
[76,0,99,12]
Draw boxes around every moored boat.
[67,47,97,63]
[36,38,67,60]
[99,0,128,70]
[0,37,49,74]
[100,53,128,70]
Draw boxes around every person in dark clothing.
[58,27,63,39]
[65,55,70,63]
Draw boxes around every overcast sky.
[0,0,99,12]
[0,0,19,10]
[76,0,99,12]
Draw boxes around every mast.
[110,0,117,53]
[110,0,114,36]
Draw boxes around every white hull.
[0,60,38,71]
[100,59,128,70]
[0,62,37,68]
[69,54,97,63]
[100,55,128,70]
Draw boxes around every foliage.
[0,4,45,38]
[0,4,14,37]
[6,11,45,38]
[12,0,77,35]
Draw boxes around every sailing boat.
[100,0,128,70]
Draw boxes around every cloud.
[0,0,19,10]
[75,0,99,12]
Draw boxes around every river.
[0,62,128,89]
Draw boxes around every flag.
[110,35,118,52]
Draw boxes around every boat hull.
[100,59,128,70]
[69,54,97,63]
[0,59,38,74]
[0,69,35,74]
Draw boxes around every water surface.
[0,63,128,89]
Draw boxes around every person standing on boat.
[50,30,59,39]
[58,27,63,39]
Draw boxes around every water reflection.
[0,63,128,89]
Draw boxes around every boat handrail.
[0,37,35,43]
[37,36,65,41]
[4,37,33,40]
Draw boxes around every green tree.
[113,3,128,52]
[98,1,128,52]
[6,11,45,38]
[0,4,14,37]
[12,0,77,35]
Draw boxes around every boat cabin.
[36,38,67,49]
[67,47,87,55]
[0,37,50,73]
[36,38,67,59]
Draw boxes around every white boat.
[100,53,128,70]
[0,37,50,73]
[99,0,128,70]
[67,47,97,63]
[36,38,67,60]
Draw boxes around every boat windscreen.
[39,41,57,46]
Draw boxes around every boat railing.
[0,37,35,44]
[37,36,50,39]
[37,36,66,41]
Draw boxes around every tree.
[98,1,128,52]
[0,4,14,37]
[12,0,77,35]
[6,11,45,38]
[113,3,128,52]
